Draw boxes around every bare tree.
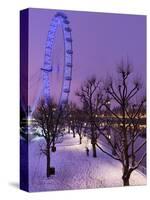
[75,108,85,144]
[96,60,146,186]
[33,98,64,177]
[76,76,103,157]
[66,102,85,144]
[66,102,78,137]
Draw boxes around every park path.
[28,134,146,192]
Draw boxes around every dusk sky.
[28,8,146,107]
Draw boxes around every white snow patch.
[28,134,146,192]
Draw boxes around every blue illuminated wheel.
[41,12,73,106]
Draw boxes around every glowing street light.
[108,135,111,139]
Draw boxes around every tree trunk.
[46,143,51,177]
[73,128,75,137]
[92,143,97,157]
[122,176,130,186]
[79,134,82,144]
[122,168,130,186]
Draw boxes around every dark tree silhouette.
[75,108,85,144]
[66,102,85,144]
[76,76,103,157]
[33,98,64,177]
[95,60,146,186]
[66,102,78,137]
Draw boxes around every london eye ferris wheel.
[30,12,73,114]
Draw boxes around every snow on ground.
[28,134,146,192]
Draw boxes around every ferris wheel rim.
[42,12,73,106]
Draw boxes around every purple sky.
[28,8,146,106]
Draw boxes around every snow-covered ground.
[28,134,146,192]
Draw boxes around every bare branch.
[96,143,122,162]
[130,153,146,171]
